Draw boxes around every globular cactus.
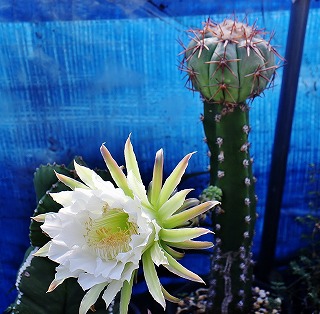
[182,18,279,104]
[180,17,281,313]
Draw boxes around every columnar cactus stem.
[205,102,257,312]
[179,17,281,313]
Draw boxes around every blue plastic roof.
[1,0,320,310]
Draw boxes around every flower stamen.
[85,207,138,260]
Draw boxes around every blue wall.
[1,1,320,310]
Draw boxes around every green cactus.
[180,17,281,313]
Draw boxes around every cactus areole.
[182,18,279,104]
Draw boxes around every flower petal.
[32,213,47,223]
[124,135,142,183]
[158,189,193,220]
[101,280,123,309]
[142,248,166,309]
[100,144,133,197]
[157,152,195,208]
[175,198,200,214]
[74,162,106,190]
[50,191,73,207]
[119,272,135,314]
[163,251,205,283]
[55,171,89,190]
[148,149,163,206]
[163,201,218,228]
[161,285,180,303]
[165,240,214,250]
[79,283,107,314]
[161,242,185,260]
[127,171,152,209]
[149,242,168,267]
[47,278,64,292]
[160,227,213,242]
[33,242,51,257]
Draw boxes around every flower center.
[85,205,138,260]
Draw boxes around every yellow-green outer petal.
[158,189,192,220]
[157,153,194,208]
[163,201,218,229]
[142,248,166,308]
[55,171,88,190]
[163,251,205,283]
[124,136,142,183]
[79,283,106,314]
[126,171,152,209]
[33,241,51,257]
[161,285,180,303]
[100,144,133,198]
[102,281,123,310]
[149,149,164,206]
[32,213,47,223]
[73,162,97,189]
[160,227,212,242]
[150,242,168,267]
[120,273,135,314]
[165,240,214,250]
[161,242,185,260]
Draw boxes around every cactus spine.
[180,17,281,313]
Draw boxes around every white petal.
[94,258,117,278]
[50,191,74,207]
[54,263,82,282]
[78,272,110,291]
[46,240,73,264]
[108,261,126,280]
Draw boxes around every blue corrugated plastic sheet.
[1,0,320,310]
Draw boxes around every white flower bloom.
[34,135,219,313]
[34,162,154,314]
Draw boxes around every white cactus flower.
[34,135,218,313]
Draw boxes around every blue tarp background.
[1,0,319,310]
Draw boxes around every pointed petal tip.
[100,143,109,156]
[125,133,133,147]
[31,214,46,222]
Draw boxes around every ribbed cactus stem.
[180,16,281,313]
[204,102,257,313]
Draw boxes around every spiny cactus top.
[180,18,281,104]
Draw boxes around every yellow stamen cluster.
[85,206,138,260]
